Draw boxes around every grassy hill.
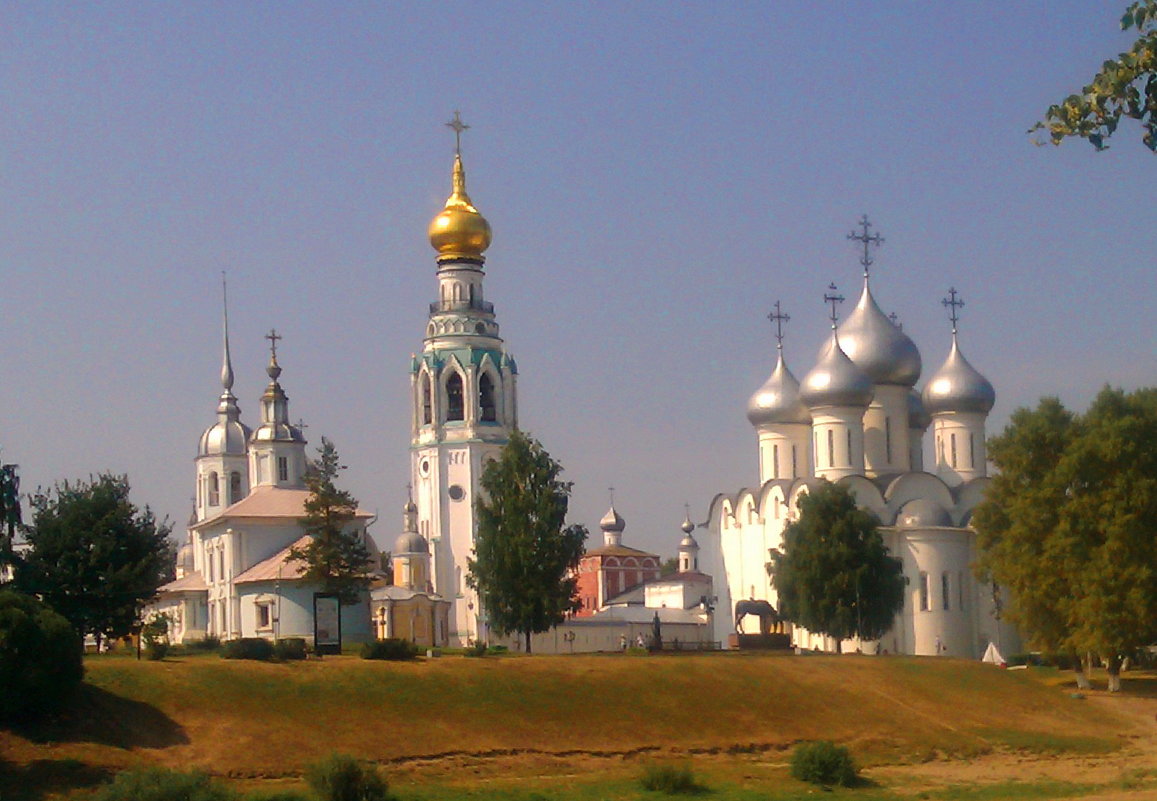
[0,650,1146,800]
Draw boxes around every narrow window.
[847,428,853,466]
[256,603,271,629]
[772,444,780,479]
[791,445,798,477]
[969,434,975,468]
[950,433,957,468]
[208,472,220,506]
[229,472,241,504]
[278,456,288,483]
[941,572,951,610]
[479,373,497,422]
[219,549,225,580]
[446,373,464,421]
[919,572,929,611]
[885,417,892,463]
[422,375,432,425]
[937,436,944,466]
[958,571,966,610]
[827,429,834,467]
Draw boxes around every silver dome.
[395,530,429,555]
[896,498,952,528]
[907,388,931,431]
[600,505,625,533]
[800,331,874,409]
[250,422,306,443]
[746,351,811,428]
[680,532,699,550]
[198,418,251,457]
[922,337,995,415]
[837,281,921,386]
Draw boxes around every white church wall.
[237,583,374,644]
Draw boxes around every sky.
[2,2,1154,558]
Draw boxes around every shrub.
[274,637,308,661]
[222,637,274,661]
[145,640,170,661]
[93,767,237,801]
[0,590,83,722]
[190,635,222,651]
[360,638,418,661]
[463,640,488,658]
[639,762,701,794]
[305,753,391,801]
[790,740,858,787]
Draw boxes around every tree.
[0,461,21,576]
[769,481,904,653]
[289,438,373,605]
[0,589,83,722]
[467,430,587,653]
[1031,1,1157,152]
[15,474,173,649]
[974,388,1157,691]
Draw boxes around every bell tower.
[410,113,517,645]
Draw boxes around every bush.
[274,637,308,661]
[0,590,84,722]
[222,637,275,661]
[145,641,170,661]
[639,762,701,794]
[189,635,221,651]
[463,640,488,658]
[790,740,858,787]
[360,638,418,661]
[93,767,236,801]
[306,753,391,801]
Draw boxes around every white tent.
[981,641,1006,666]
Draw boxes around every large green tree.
[0,462,21,576]
[15,474,173,649]
[974,388,1157,691]
[289,437,373,605]
[467,430,587,653]
[769,481,904,653]
[1032,1,1157,152]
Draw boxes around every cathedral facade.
[700,220,1020,657]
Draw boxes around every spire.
[220,272,235,393]
[198,275,250,458]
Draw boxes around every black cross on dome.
[847,214,884,279]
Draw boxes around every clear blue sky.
[2,2,1153,556]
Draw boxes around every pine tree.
[468,430,587,653]
[289,438,373,605]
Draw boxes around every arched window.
[885,417,893,463]
[208,472,220,506]
[918,572,930,611]
[772,444,780,479]
[792,445,798,477]
[446,373,464,421]
[969,434,976,468]
[950,433,958,468]
[846,428,853,466]
[422,374,432,425]
[229,472,241,504]
[479,373,497,422]
[827,429,834,467]
[941,572,951,610]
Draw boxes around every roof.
[233,535,313,584]
[157,571,208,593]
[369,585,448,602]
[192,485,374,530]
[582,544,659,559]
[584,606,707,625]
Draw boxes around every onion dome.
[747,351,811,427]
[907,388,931,431]
[600,505,626,533]
[837,280,922,386]
[250,347,306,443]
[800,330,874,409]
[922,336,995,415]
[896,498,952,528]
[680,511,695,536]
[428,153,492,261]
[679,509,698,550]
[395,529,429,555]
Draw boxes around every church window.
[792,445,798,477]
[941,572,951,610]
[278,457,288,483]
[958,571,966,610]
[455,567,463,598]
[772,444,779,479]
[969,434,975,468]
[422,375,432,425]
[846,428,853,466]
[918,572,929,611]
[208,473,220,507]
[885,417,893,463]
[256,602,272,630]
[229,472,242,505]
[218,549,226,581]
[937,436,944,466]
[827,429,834,468]
[479,373,497,422]
[197,480,202,509]
[950,433,957,468]
[446,373,464,421]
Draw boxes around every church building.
[700,218,1021,657]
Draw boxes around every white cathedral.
[153,119,1016,657]
[700,220,1020,658]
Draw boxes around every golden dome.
[428,153,492,260]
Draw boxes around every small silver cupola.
[747,302,811,427]
[801,284,873,410]
[922,288,995,415]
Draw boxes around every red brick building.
[574,505,661,616]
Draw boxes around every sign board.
[313,593,342,655]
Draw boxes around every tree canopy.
[1031,1,1157,152]
[769,481,904,652]
[467,430,587,652]
[289,438,374,606]
[973,387,1157,690]
[0,462,21,574]
[15,474,173,647]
